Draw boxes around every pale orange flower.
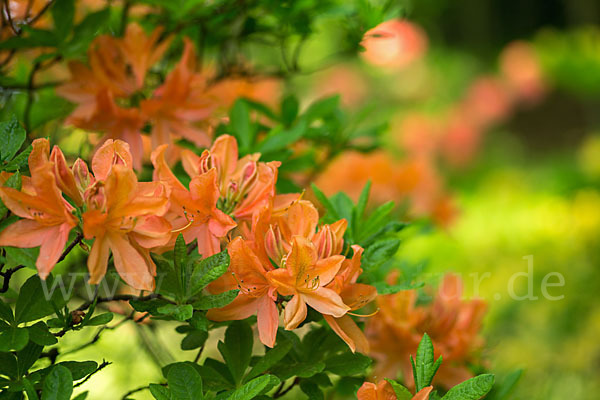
[180,134,281,221]
[324,245,377,353]
[83,141,171,290]
[151,144,236,257]
[140,38,216,149]
[0,139,78,279]
[206,237,279,347]
[267,236,349,330]
[361,20,428,69]
[366,274,486,389]
[357,380,432,400]
[499,41,546,103]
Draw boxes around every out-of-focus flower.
[398,113,440,159]
[140,39,216,149]
[439,107,481,167]
[0,139,78,279]
[312,65,368,107]
[151,144,236,257]
[500,41,546,103]
[83,140,171,290]
[206,237,278,347]
[462,77,512,129]
[357,380,433,400]
[180,134,281,221]
[366,274,486,388]
[361,20,428,69]
[267,236,348,329]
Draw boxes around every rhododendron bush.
[2,0,576,399]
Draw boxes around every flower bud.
[50,146,84,206]
[72,158,92,194]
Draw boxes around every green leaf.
[51,0,75,41]
[174,234,187,281]
[300,381,324,400]
[385,379,412,400]
[15,275,69,324]
[62,8,109,57]
[157,304,194,322]
[129,298,170,314]
[0,352,18,379]
[257,119,307,154]
[485,369,522,400]
[27,321,58,346]
[193,289,239,310]
[17,342,43,376]
[0,327,29,351]
[324,353,372,376]
[0,299,14,324]
[181,330,208,351]
[281,95,299,126]
[22,377,40,400]
[442,374,495,400]
[230,100,254,152]
[3,146,32,172]
[167,363,203,400]
[149,384,171,400]
[4,246,38,269]
[86,313,114,326]
[362,238,400,270]
[71,392,89,400]
[310,184,340,221]
[412,333,442,391]
[42,365,73,400]
[275,361,325,381]
[0,115,26,162]
[245,340,292,381]
[189,312,209,331]
[218,320,253,385]
[303,95,340,122]
[57,361,98,380]
[228,375,276,400]
[189,250,230,297]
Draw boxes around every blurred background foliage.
[2,0,600,399]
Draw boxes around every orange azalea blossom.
[206,237,279,347]
[140,39,216,149]
[83,141,171,290]
[267,236,349,330]
[324,245,377,353]
[0,139,78,279]
[357,380,433,400]
[366,274,486,389]
[151,145,236,257]
[180,134,281,221]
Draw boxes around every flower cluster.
[357,380,432,400]
[365,274,487,388]
[0,134,377,352]
[56,25,277,168]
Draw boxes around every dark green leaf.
[385,379,412,400]
[189,250,230,297]
[0,300,14,324]
[230,100,254,152]
[245,340,292,381]
[442,374,495,400]
[0,327,29,352]
[3,146,32,172]
[27,322,58,346]
[51,0,75,41]
[228,375,276,400]
[193,289,239,310]
[41,365,73,400]
[22,377,40,400]
[17,342,43,376]
[15,275,69,324]
[324,353,371,376]
[181,330,208,351]
[300,381,324,400]
[0,115,26,162]
[218,320,253,385]
[281,95,299,126]
[57,361,98,381]
[149,384,171,400]
[157,304,194,322]
[167,363,203,400]
[86,313,113,326]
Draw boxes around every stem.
[0,265,26,293]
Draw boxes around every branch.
[75,293,173,313]
[73,360,111,388]
[0,265,25,293]
[273,377,299,398]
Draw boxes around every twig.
[193,344,204,363]
[0,265,25,293]
[56,232,84,264]
[121,383,166,400]
[273,377,300,398]
[75,293,172,313]
[73,360,111,388]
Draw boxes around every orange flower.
[206,237,279,347]
[180,134,281,221]
[140,39,216,149]
[366,274,486,389]
[151,144,236,257]
[0,139,78,279]
[324,245,377,353]
[267,236,349,330]
[357,380,432,400]
[83,141,171,290]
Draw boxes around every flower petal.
[207,294,258,321]
[303,287,349,318]
[324,314,369,354]
[87,235,110,285]
[257,295,279,348]
[108,232,154,291]
[283,294,307,330]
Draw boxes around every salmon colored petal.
[104,164,137,213]
[119,182,170,218]
[210,135,238,184]
[286,236,317,277]
[37,223,72,279]
[108,232,154,291]
[189,169,220,213]
[323,314,369,354]
[92,139,134,180]
[0,219,49,248]
[283,294,307,330]
[266,268,296,296]
[87,235,110,285]
[285,200,319,238]
[151,144,187,192]
[303,287,349,318]
[207,294,258,321]
[195,223,221,257]
[30,164,73,217]
[413,386,433,400]
[257,295,279,348]
[29,138,50,172]
[341,283,378,311]
[272,193,301,216]
[180,149,201,178]
[131,215,172,248]
[228,237,269,280]
[357,382,378,400]
[313,255,345,286]
[208,210,236,237]
[0,187,37,218]
[50,146,83,206]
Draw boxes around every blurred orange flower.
[361,20,428,69]
[366,274,486,389]
[357,380,433,400]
